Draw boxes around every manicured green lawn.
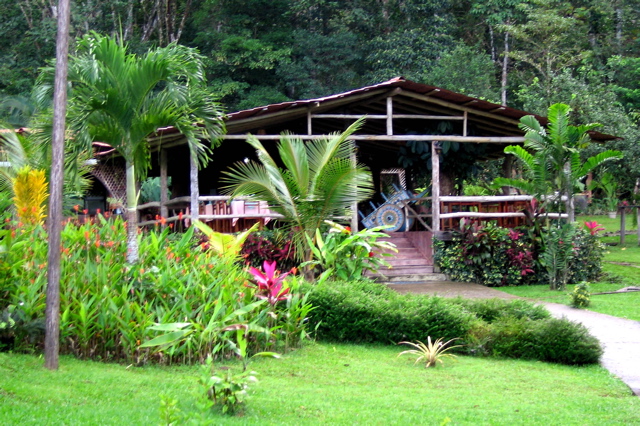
[2,343,639,425]
[498,215,640,321]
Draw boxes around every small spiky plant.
[12,166,48,225]
[398,337,462,368]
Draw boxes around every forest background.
[1,0,640,195]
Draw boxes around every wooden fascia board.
[220,134,525,143]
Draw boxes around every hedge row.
[304,280,602,365]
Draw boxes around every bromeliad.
[248,261,291,305]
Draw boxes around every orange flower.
[73,205,80,211]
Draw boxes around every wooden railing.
[396,195,569,232]
[137,196,282,230]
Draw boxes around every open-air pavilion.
[89,77,618,268]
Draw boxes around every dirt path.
[388,281,640,396]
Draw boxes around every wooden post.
[620,207,626,246]
[431,141,441,233]
[160,148,168,221]
[189,149,199,223]
[463,111,468,137]
[386,96,393,135]
[307,109,312,136]
[350,145,359,232]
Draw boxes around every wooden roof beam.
[396,89,521,126]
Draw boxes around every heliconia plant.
[12,166,48,225]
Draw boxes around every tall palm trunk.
[125,159,139,263]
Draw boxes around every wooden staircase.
[367,232,447,284]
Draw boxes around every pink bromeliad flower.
[248,260,291,305]
[584,221,605,236]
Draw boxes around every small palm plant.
[398,337,462,368]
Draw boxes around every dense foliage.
[2,1,639,198]
[0,215,312,363]
[304,280,602,365]
[434,221,605,287]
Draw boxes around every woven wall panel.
[92,159,126,205]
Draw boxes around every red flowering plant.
[584,221,605,236]
[247,260,292,306]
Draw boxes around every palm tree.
[221,119,374,275]
[36,33,225,263]
[494,103,623,222]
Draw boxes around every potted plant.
[589,172,619,218]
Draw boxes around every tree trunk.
[501,31,509,106]
[125,159,139,263]
[44,0,71,371]
[189,149,199,223]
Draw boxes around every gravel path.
[388,281,640,396]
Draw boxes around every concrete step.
[378,265,435,275]
[374,273,448,283]
[386,258,433,267]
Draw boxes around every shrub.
[486,317,602,365]
[569,227,605,283]
[434,223,538,287]
[569,282,591,308]
[434,222,604,287]
[304,280,477,344]
[451,298,550,323]
[305,281,602,365]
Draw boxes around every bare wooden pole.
[160,148,168,221]
[189,149,199,223]
[431,142,441,233]
[350,144,358,232]
[45,0,71,371]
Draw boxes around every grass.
[2,343,639,425]
[497,214,640,321]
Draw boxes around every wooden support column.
[431,141,441,233]
[621,208,626,245]
[463,111,468,137]
[189,149,199,223]
[160,148,168,221]
[501,155,514,195]
[307,109,312,136]
[350,144,359,232]
[386,96,393,135]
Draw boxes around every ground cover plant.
[2,344,639,425]
[0,215,312,363]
